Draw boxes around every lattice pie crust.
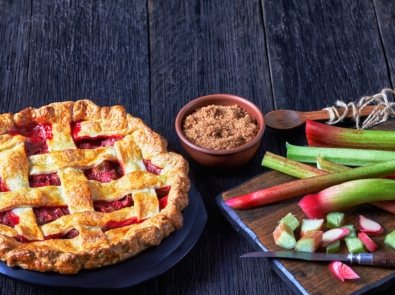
[0,100,189,274]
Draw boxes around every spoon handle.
[303,105,381,121]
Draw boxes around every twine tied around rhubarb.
[324,88,395,129]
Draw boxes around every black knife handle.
[372,252,395,268]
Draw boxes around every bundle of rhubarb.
[225,120,395,218]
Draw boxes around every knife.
[241,251,395,268]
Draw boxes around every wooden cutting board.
[217,120,395,295]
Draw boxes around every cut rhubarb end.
[322,228,350,247]
[300,219,324,237]
[359,215,383,236]
[358,232,378,252]
[329,261,360,282]
[294,230,323,253]
[273,222,296,249]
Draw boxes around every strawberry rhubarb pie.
[0,100,189,274]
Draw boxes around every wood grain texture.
[264,0,390,112]
[374,0,395,87]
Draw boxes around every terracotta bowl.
[175,94,265,171]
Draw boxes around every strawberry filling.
[8,123,53,156]
[71,122,124,149]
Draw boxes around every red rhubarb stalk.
[299,178,395,218]
[225,159,395,210]
[306,119,395,151]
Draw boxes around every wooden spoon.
[265,105,382,130]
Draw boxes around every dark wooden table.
[1,0,395,294]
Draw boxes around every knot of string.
[324,88,395,129]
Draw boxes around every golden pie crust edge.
[0,100,190,274]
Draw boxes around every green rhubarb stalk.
[299,179,395,218]
[316,156,350,173]
[287,143,395,166]
[225,157,395,210]
[262,153,395,214]
[306,119,395,151]
[262,152,327,178]
[316,156,395,214]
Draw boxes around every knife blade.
[241,251,395,268]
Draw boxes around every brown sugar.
[182,104,259,150]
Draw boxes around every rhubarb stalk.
[316,156,395,213]
[287,143,395,166]
[306,119,395,151]
[299,178,395,218]
[262,152,326,178]
[261,153,395,214]
[225,159,395,210]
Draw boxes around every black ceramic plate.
[0,178,207,289]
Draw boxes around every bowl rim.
[175,94,265,155]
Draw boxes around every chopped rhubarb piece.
[156,186,171,197]
[84,161,123,183]
[359,215,383,236]
[94,195,134,213]
[322,228,350,247]
[0,210,19,227]
[326,212,345,229]
[103,217,140,231]
[329,261,360,282]
[279,213,299,231]
[345,237,366,254]
[159,195,168,210]
[45,229,79,240]
[326,240,341,254]
[300,219,324,237]
[9,123,53,156]
[341,224,357,239]
[384,230,395,250]
[71,122,124,149]
[29,173,61,187]
[273,222,296,249]
[143,159,162,175]
[33,207,70,226]
[0,177,9,192]
[295,230,322,253]
[358,232,378,252]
